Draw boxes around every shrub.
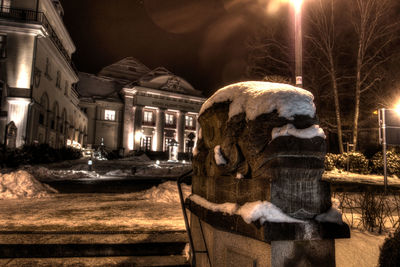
[336,152,370,174]
[0,145,81,168]
[325,153,340,171]
[371,150,400,176]
[379,229,400,267]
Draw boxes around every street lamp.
[292,0,303,87]
[378,107,400,193]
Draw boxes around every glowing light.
[128,132,134,150]
[156,160,160,165]
[7,98,30,147]
[395,103,400,115]
[291,0,303,12]
[135,130,143,143]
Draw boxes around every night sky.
[60,0,285,96]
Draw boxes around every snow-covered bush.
[336,152,370,174]
[379,228,400,267]
[325,153,340,171]
[371,150,400,176]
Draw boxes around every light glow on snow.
[214,145,227,165]
[199,81,315,121]
[271,124,326,140]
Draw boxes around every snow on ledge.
[199,81,316,121]
[272,124,326,140]
[188,194,302,224]
[214,145,227,165]
[189,194,238,214]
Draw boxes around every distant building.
[0,0,87,149]
[78,57,206,155]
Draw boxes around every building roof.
[97,57,151,83]
[78,57,203,99]
[77,72,122,102]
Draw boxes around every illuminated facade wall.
[78,68,205,154]
[0,0,87,148]
[121,85,204,155]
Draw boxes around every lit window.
[104,110,115,121]
[0,0,10,13]
[185,115,194,127]
[165,113,174,125]
[143,111,153,122]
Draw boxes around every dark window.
[51,119,55,129]
[39,113,44,125]
[56,71,61,88]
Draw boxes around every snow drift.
[0,170,58,199]
[139,181,191,203]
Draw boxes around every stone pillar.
[122,95,134,154]
[133,105,143,150]
[271,240,335,267]
[156,108,165,152]
[176,110,186,153]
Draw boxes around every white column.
[122,95,134,154]
[133,105,143,150]
[176,111,186,153]
[155,108,165,152]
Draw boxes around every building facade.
[78,57,206,155]
[0,0,87,149]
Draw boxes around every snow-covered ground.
[0,161,397,266]
[12,156,192,182]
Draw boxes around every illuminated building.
[0,0,87,148]
[78,57,206,156]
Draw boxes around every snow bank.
[31,167,100,181]
[189,194,302,223]
[104,169,131,176]
[272,124,326,140]
[214,145,227,165]
[199,81,315,121]
[139,181,191,203]
[0,170,57,199]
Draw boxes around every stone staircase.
[0,231,190,266]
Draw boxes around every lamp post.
[378,107,400,193]
[292,0,303,87]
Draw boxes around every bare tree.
[306,0,344,153]
[350,0,399,150]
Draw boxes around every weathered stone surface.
[193,101,330,218]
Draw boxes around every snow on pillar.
[155,108,165,152]
[133,105,143,150]
[176,110,186,153]
[122,95,134,153]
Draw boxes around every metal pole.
[381,109,388,193]
[294,2,303,87]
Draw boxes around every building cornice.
[0,21,45,36]
[40,0,75,54]
[122,86,206,103]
